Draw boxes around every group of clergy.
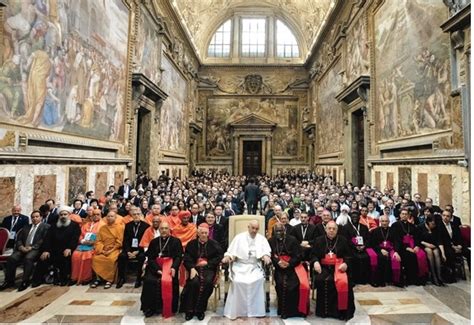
[0,200,467,322]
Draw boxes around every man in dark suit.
[189,203,204,226]
[45,199,59,219]
[117,207,149,288]
[0,210,50,291]
[438,209,468,282]
[444,205,462,228]
[412,193,425,217]
[244,178,260,214]
[1,205,30,249]
[290,212,317,262]
[118,178,132,200]
[40,204,58,226]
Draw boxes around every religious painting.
[160,56,187,154]
[95,172,108,197]
[68,167,87,205]
[374,0,450,141]
[33,175,56,210]
[317,60,343,155]
[134,6,162,85]
[0,0,129,142]
[346,16,369,83]
[206,97,299,157]
[0,177,15,218]
[398,167,412,196]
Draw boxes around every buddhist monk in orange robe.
[91,212,124,289]
[172,211,197,286]
[140,215,161,252]
[160,205,181,230]
[145,204,164,225]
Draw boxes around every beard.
[57,218,71,228]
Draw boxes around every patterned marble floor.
[0,274,470,324]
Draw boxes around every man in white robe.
[222,220,272,319]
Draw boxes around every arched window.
[276,20,299,58]
[241,18,266,57]
[208,20,232,57]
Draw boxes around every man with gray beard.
[31,206,81,287]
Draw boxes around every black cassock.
[140,236,183,315]
[311,235,355,321]
[341,222,370,284]
[391,221,425,285]
[269,235,306,318]
[179,238,223,313]
[369,226,401,286]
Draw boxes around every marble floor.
[0,273,470,324]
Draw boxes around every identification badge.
[9,231,16,240]
[132,238,139,248]
[84,232,93,241]
[356,236,364,245]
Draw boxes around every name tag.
[132,238,139,248]
[356,236,364,245]
[9,231,16,240]
[84,232,93,241]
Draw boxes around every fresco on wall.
[346,16,369,83]
[317,61,343,155]
[33,175,56,209]
[134,7,162,85]
[206,97,299,157]
[0,177,15,217]
[374,0,450,141]
[0,0,129,142]
[160,56,187,153]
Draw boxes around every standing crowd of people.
[0,170,470,321]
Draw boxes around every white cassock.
[223,231,271,319]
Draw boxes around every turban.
[58,205,73,214]
[178,210,191,220]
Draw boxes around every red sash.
[321,254,348,310]
[280,255,309,315]
[402,234,429,277]
[156,257,173,318]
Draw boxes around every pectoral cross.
[383,241,387,247]
[328,251,334,258]
[158,252,162,258]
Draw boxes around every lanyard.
[133,223,140,238]
[351,223,361,236]
[89,222,96,232]
[301,224,308,239]
[10,217,18,231]
[381,227,390,241]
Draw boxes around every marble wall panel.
[386,172,394,190]
[438,174,453,208]
[33,175,57,210]
[398,167,412,195]
[95,172,108,197]
[68,167,87,205]
[375,171,381,190]
[0,177,15,218]
[417,173,428,199]
[114,171,124,188]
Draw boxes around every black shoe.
[31,281,41,288]
[67,280,76,286]
[185,313,194,321]
[144,310,154,318]
[134,280,141,288]
[18,282,29,292]
[196,312,205,321]
[0,282,14,291]
[116,278,125,289]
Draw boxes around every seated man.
[438,209,465,283]
[140,222,183,318]
[91,211,124,289]
[290,212,317,263]
[0,210,49,291]
[391,208,429,285]
[32,206,81,286]
[368,215,402,287]
[139,215,161,252]
[180,223,223,321]
[1,205,30,249]
[311,221,355,321]
[117,207,149,288]
[221,220,272,320]
[71,208,103,285]
[269,223,309,319]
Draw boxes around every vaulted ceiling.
[169,0,335,64]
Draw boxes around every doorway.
[242,141,262,176]
[136,107,151,174]
[352,109,365,186]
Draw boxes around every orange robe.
[172,224,197,249]
[92,221,124,282]
[71,221,102,283]
[122,215,133,224]
[160,215,181,229]
[145,213,164,226]
[99,215,125,227]
[139,227,160,251]
[359,216,377,231]
[70,213,84,224]
[267,216,280,239]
